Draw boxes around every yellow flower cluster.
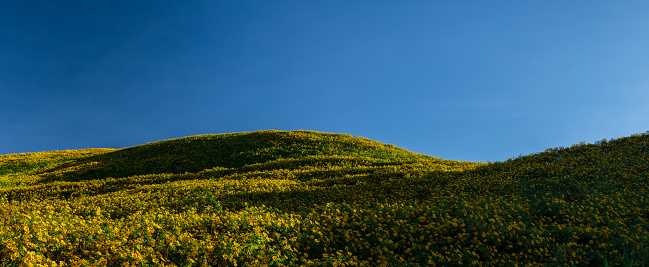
[1,130,648,266]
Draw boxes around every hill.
[1,130,648,266]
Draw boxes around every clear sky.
[1,1,648,162]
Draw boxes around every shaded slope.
[441,132,649,198]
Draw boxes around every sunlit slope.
[0,148,115,188]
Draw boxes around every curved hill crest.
[36,130,452,183]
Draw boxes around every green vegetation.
[1,130,648,266]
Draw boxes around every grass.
[0,129,648,266]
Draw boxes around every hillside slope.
[1,130,648,267]
[35,130,469,182]
[1,130,477,202]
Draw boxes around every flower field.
[1,130,648,266]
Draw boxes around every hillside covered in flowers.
[1,130,648,266]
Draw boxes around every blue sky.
[1,1,648,162]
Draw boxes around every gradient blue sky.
[2,1,648,162]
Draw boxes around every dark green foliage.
[1,130,648,266]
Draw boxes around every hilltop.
[1,130,648,266]
[34,130,468,182]
[1,130,476,202]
